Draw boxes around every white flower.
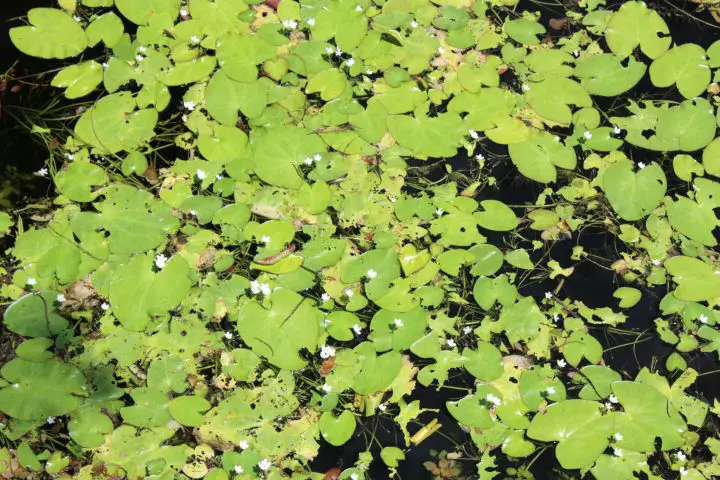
[652,259,662,266]
[346,57,356,67]
[282,19,298,29]
[676,451,687,461]
[366,69,374,75]
[250,280,261,294]
[224,331,233,339]
[475,153,485,161]
[239,439,249,450]
[183,101,195,110]
[393,318,404,328]
[435,208,444,216]
[553,313,560,322]
[468,129,479,139]
[101,302,110,311]
[352,324,363,335]
[351,474,359,480]
[573,50,580,57]
[314,153,322,161]
[334,46,343,56]
[486,394,502,407]
[35,167,49,177]
[637,162,646,169]
[322,383,332,392]
[355,5,363,11]
[102,62,109,68]
[554,135,561,141]
[66,153,74,160]
[138,45,147,53]
[545,292,553,299]
[260,235,271,244]
[57,294,66,303]
[180,8,188,16]
[546,386,556,395]
[378,404,387,411]
[446,338,456,348]
[304,157,313,165]
[321,293,331,302]
[258,458,272,471]
[614,432,624,441]
[46,416,56,425]
[259,283,272,296]
[135,54,144,62]
[344,288,354,298]
[190,35,201,43]
[234,465,243,474]
[437,47,445,55]
[613,448,623,457]
[680,467,688,476]
[26,277,37,286]
[609,394,619,404]
[605,402,613,409]
[215,174,224,180]
[196,169,206,179]
[366,269,377,279]
[155,253,168,269]
[557,359,567,368]
[73,14,81,22]
[411,20,418,28]
[325,47,334,54]
[583,131,593,139]
[522,83,531,92]
[189,209,197,216]
[699,314,709,324]
[463,326,472,335]
[320,344,336,359]
[613,125,622,134]
[307,18,316,26]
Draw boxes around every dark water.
[2,1,720,479]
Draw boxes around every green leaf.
[169,395,211,426]
[665,196,718,246]
[380,446,405,468]
[121,151,148,176]
[649,43,711,98]
[505,18,546,45]
[387,112,465,158]
[115,0,181,25]
[527,400,612,469]
[74,92,157,154]
[68,408,114,448]
[605,1,671,59]
[217,32,275,83]
[85,12,124,48]
[251,126,326,189]
[613,287,641,308]
[612,381,686,451]
[574,54,646,96]
[3,292,69,338]
[72,184,179,254]
[10,8,87,59]
[51,61,103,99]
[236,289,321,370]
[462,343,504,381]
[101,254,193,330]
[525,77,592,125]
[0,358,85,420]
[665,256,720,302]
[602,158,666,221]
[702,137,720,178]
[447,394,495,429]
[319,410,356,446]
[475,200,518,231]
[54,161,107,202]
[509,132,577,183]
[206,72,267,125]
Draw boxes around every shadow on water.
[2,0,720,478]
